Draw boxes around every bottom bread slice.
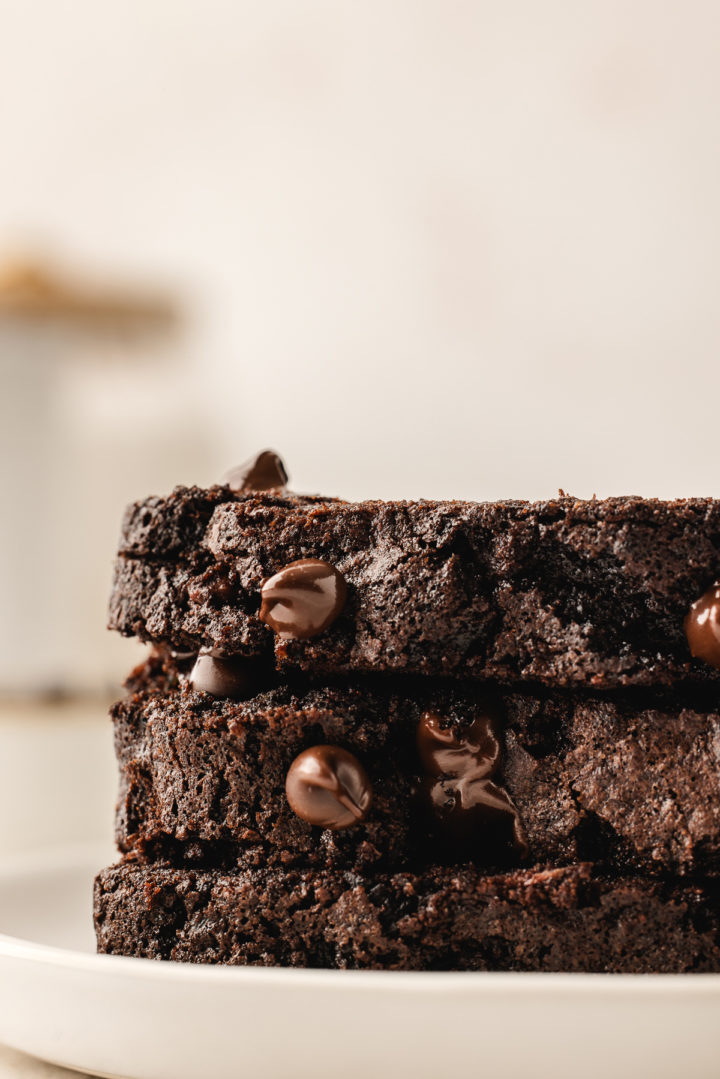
[94,861,720,972]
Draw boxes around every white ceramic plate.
[0,845,719,1079]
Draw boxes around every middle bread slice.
[113,653,720,878]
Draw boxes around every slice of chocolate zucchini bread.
[93,860,720,972]
[108,483,720,688]
[113,654,720,877]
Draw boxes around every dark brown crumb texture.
[108,488,720,689]
[98,482,720,973]
[93,861,720,972]
[113,656,720,878]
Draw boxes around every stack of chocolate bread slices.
[94,453,720,971]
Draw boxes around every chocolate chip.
[685,584,720,670]
[417,709,527,859]
[189,652,258,700]
[417,710,501,780]
[223,450,288,493]
[259,559,347,639]
[285,745,372,830]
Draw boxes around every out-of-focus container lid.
[0,256,179,335]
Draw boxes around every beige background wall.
[2,2,719,500]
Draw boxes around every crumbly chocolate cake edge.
[108,488,720,688]
[93,860,720,973]
[112,654,720,878]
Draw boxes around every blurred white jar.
[0,258,213,697]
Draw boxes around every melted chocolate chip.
[417,709,527,861]
[285,745,372,830]
[189,652,258,700]
[685,583,720,670]
[417,711,501,780]
[224,450,288,493]
[259,559,347,640]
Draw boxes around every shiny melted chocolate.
[285,745,373,830]
[259,558,347,640]
[224,450,288,493]
[685,583,720,670]
[417,708,527,861]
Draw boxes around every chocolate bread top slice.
[113,655,720,876]
[94,860,720,972]
[108,486,720,688]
